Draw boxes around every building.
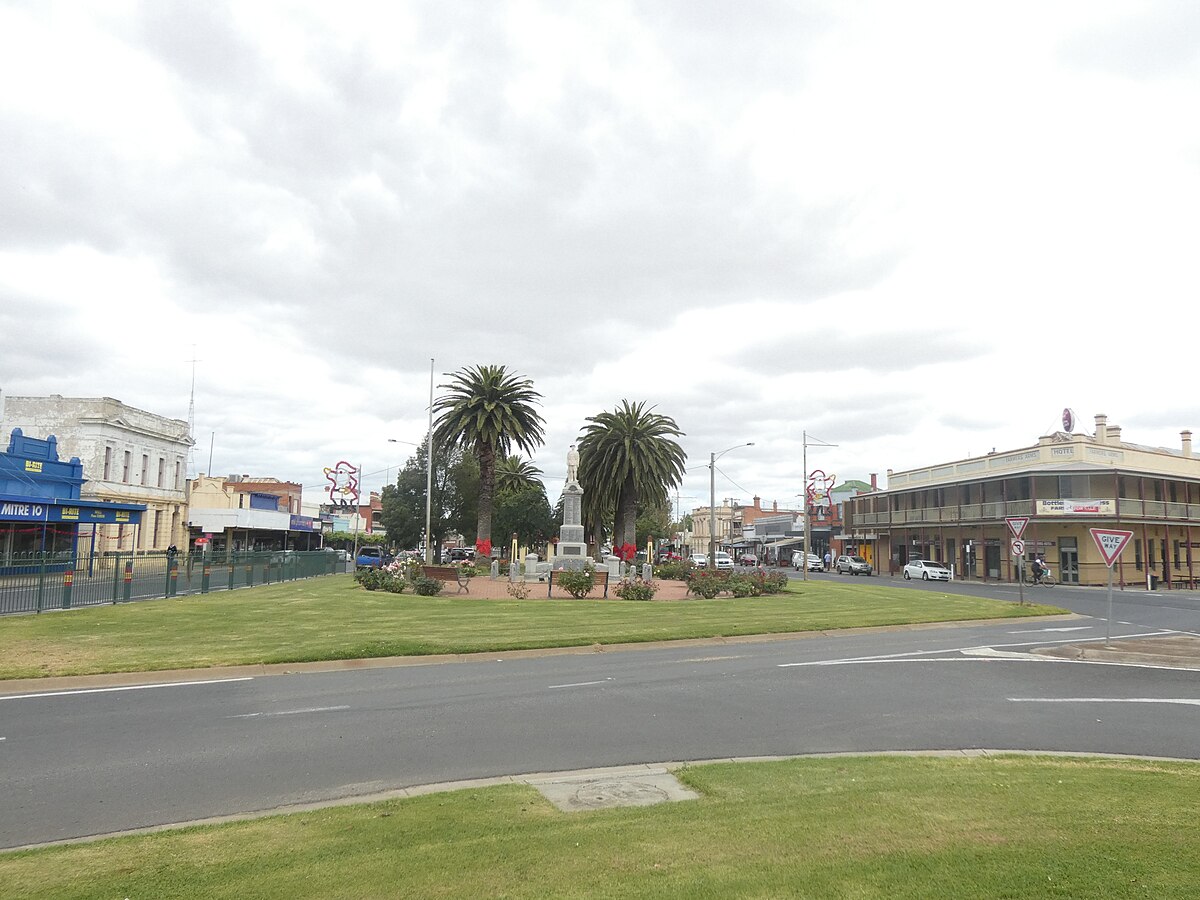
[187,474,319,552]
[844,414,1200,588]
[1,428,145,567]
[0,395,190,553]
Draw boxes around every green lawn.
[0,575,1065,679]
[1,755,1195,899]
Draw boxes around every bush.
[555,566,597,599]
[761,570,789,594]
[655,560,691,581]
[614,578,658,601]
[411,576,444,596]
[686,569,727,599]
[727,575,758,598]
[458,563,479,579]
[505,581,531,600]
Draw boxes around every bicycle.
[1025,569,1056,587]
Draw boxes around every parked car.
[902,559,951,581]
[791,551,823,571]
[835,554,872,576]
[656,550,682,563]
[355,546,392,570]
[446,548,474,563]
[713,551,735,571]
[738,552,758,566]
[689,553,709,568]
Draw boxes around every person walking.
[823,550,832,571]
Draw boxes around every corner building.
[845,415,1200,589]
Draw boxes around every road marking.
[1010,698,1200,707]
[0,677,254,701]
[680,655,745,663]
[1006,626,1093,634]
[227,705,350,719]
[548,678,613,689]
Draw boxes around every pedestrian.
[823,550,832,571]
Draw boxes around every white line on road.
[1010,698,1200,707]
[548,678,613,689]
[227,705,350,719]
[0,677,254,701]
[1006,626,1094,634]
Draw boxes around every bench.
[547,568,610,598]
[421,564,469,594]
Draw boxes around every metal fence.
[0,550,349,616]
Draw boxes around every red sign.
[1090,528,1134,568]
[1005,517,1029,539]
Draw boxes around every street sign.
[1090,528,1134,568]
[1005,517,1029,539]
[1011,539,1024,557]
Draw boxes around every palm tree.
[495,454,544,496]
[432,365,546,547]
[577,401,687,551]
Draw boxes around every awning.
[763,537,806,549]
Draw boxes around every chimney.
[772,500,778,512]
[753,495,761,511]
[870,473,878,489]
[1107,425,1122,443]
[1183,430,1193,457]
[1094,414,1108,444]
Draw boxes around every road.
[1,577,1196,848]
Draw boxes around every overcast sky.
[2,0,1197,516]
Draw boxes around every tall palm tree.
[432,365,546,547]
[495,454,544,495]
[577,400,687,550]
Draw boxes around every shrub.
[555,566,597,599]
[411,576,444,596]
[761,570,789,594]
[727,575,758,598]
[614,578,658,601]
[655,560,691,581]
[353,568,383,591]
[505,580,531,600]
[458,563,479,579]
[686,569,727,599]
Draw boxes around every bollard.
[201,562,212,594]
[122,560,133,602]
[61,568,74,609]
[168,559,179,598]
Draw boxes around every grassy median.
[2,754,1195,898]
[0,575,1065,679]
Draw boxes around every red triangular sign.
[1005,517,1029,539]
[1090,528,1134,567]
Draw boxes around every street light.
[389,355,436,565]
[801,431,838,582]
[710,443,754,569]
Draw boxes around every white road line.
[1006,626,1094,634]
[227,705,350,719]
[0,677,254,701]
[548,678,613,689]
[1010,698,1200,707]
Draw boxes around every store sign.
[1036,499,1115,516]
[0,502,47,520]
[24,460,44,473]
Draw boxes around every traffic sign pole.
[1090,528,1133,647]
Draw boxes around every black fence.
[0,550,350,616]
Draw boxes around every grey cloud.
[1059,2,1200,79]
[727,329,986,376]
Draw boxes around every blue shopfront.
[0,428,145,569]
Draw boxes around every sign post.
[1011,538,1026,605]
[1090,528,1134,646]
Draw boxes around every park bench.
[421,564,469,594]
[547,568,610,598]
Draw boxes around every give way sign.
[1090,528,1134,568]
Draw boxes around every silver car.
[835,555,872,576]
[902,559,951,581]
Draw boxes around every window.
[103,447,112,481]
[1173,540,1181,568]
[1148,538,1156,569]
[153,509,162,547]
[1135,538,1143,570]
[157,458,165,487]
[174,460,181,490]
[122,451,131,483]
[141,454,148,484]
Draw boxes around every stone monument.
[554,444,589,571]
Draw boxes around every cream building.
[846,414,1200,588]
[0,394,191,553]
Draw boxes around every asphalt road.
[1,577,1197,848]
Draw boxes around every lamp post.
[801,431,838,582]
[709,443,754,569]
[389,358,436,564]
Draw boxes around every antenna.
[187,349,201,477]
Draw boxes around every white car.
[689,553,709,568]
[791,551,823,571]
[713,551,735,571]
[902,559,952,581]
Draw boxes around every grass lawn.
[1,755,1195,899]
[0,575,1065,679]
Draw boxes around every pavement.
[1033,634,1200,669]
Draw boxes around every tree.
[577,400,687,550]
[635,497,672,549]
[432,365,546,548]
[380,438,479,559]
[492,484,557,553]
[495,454,544,496]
